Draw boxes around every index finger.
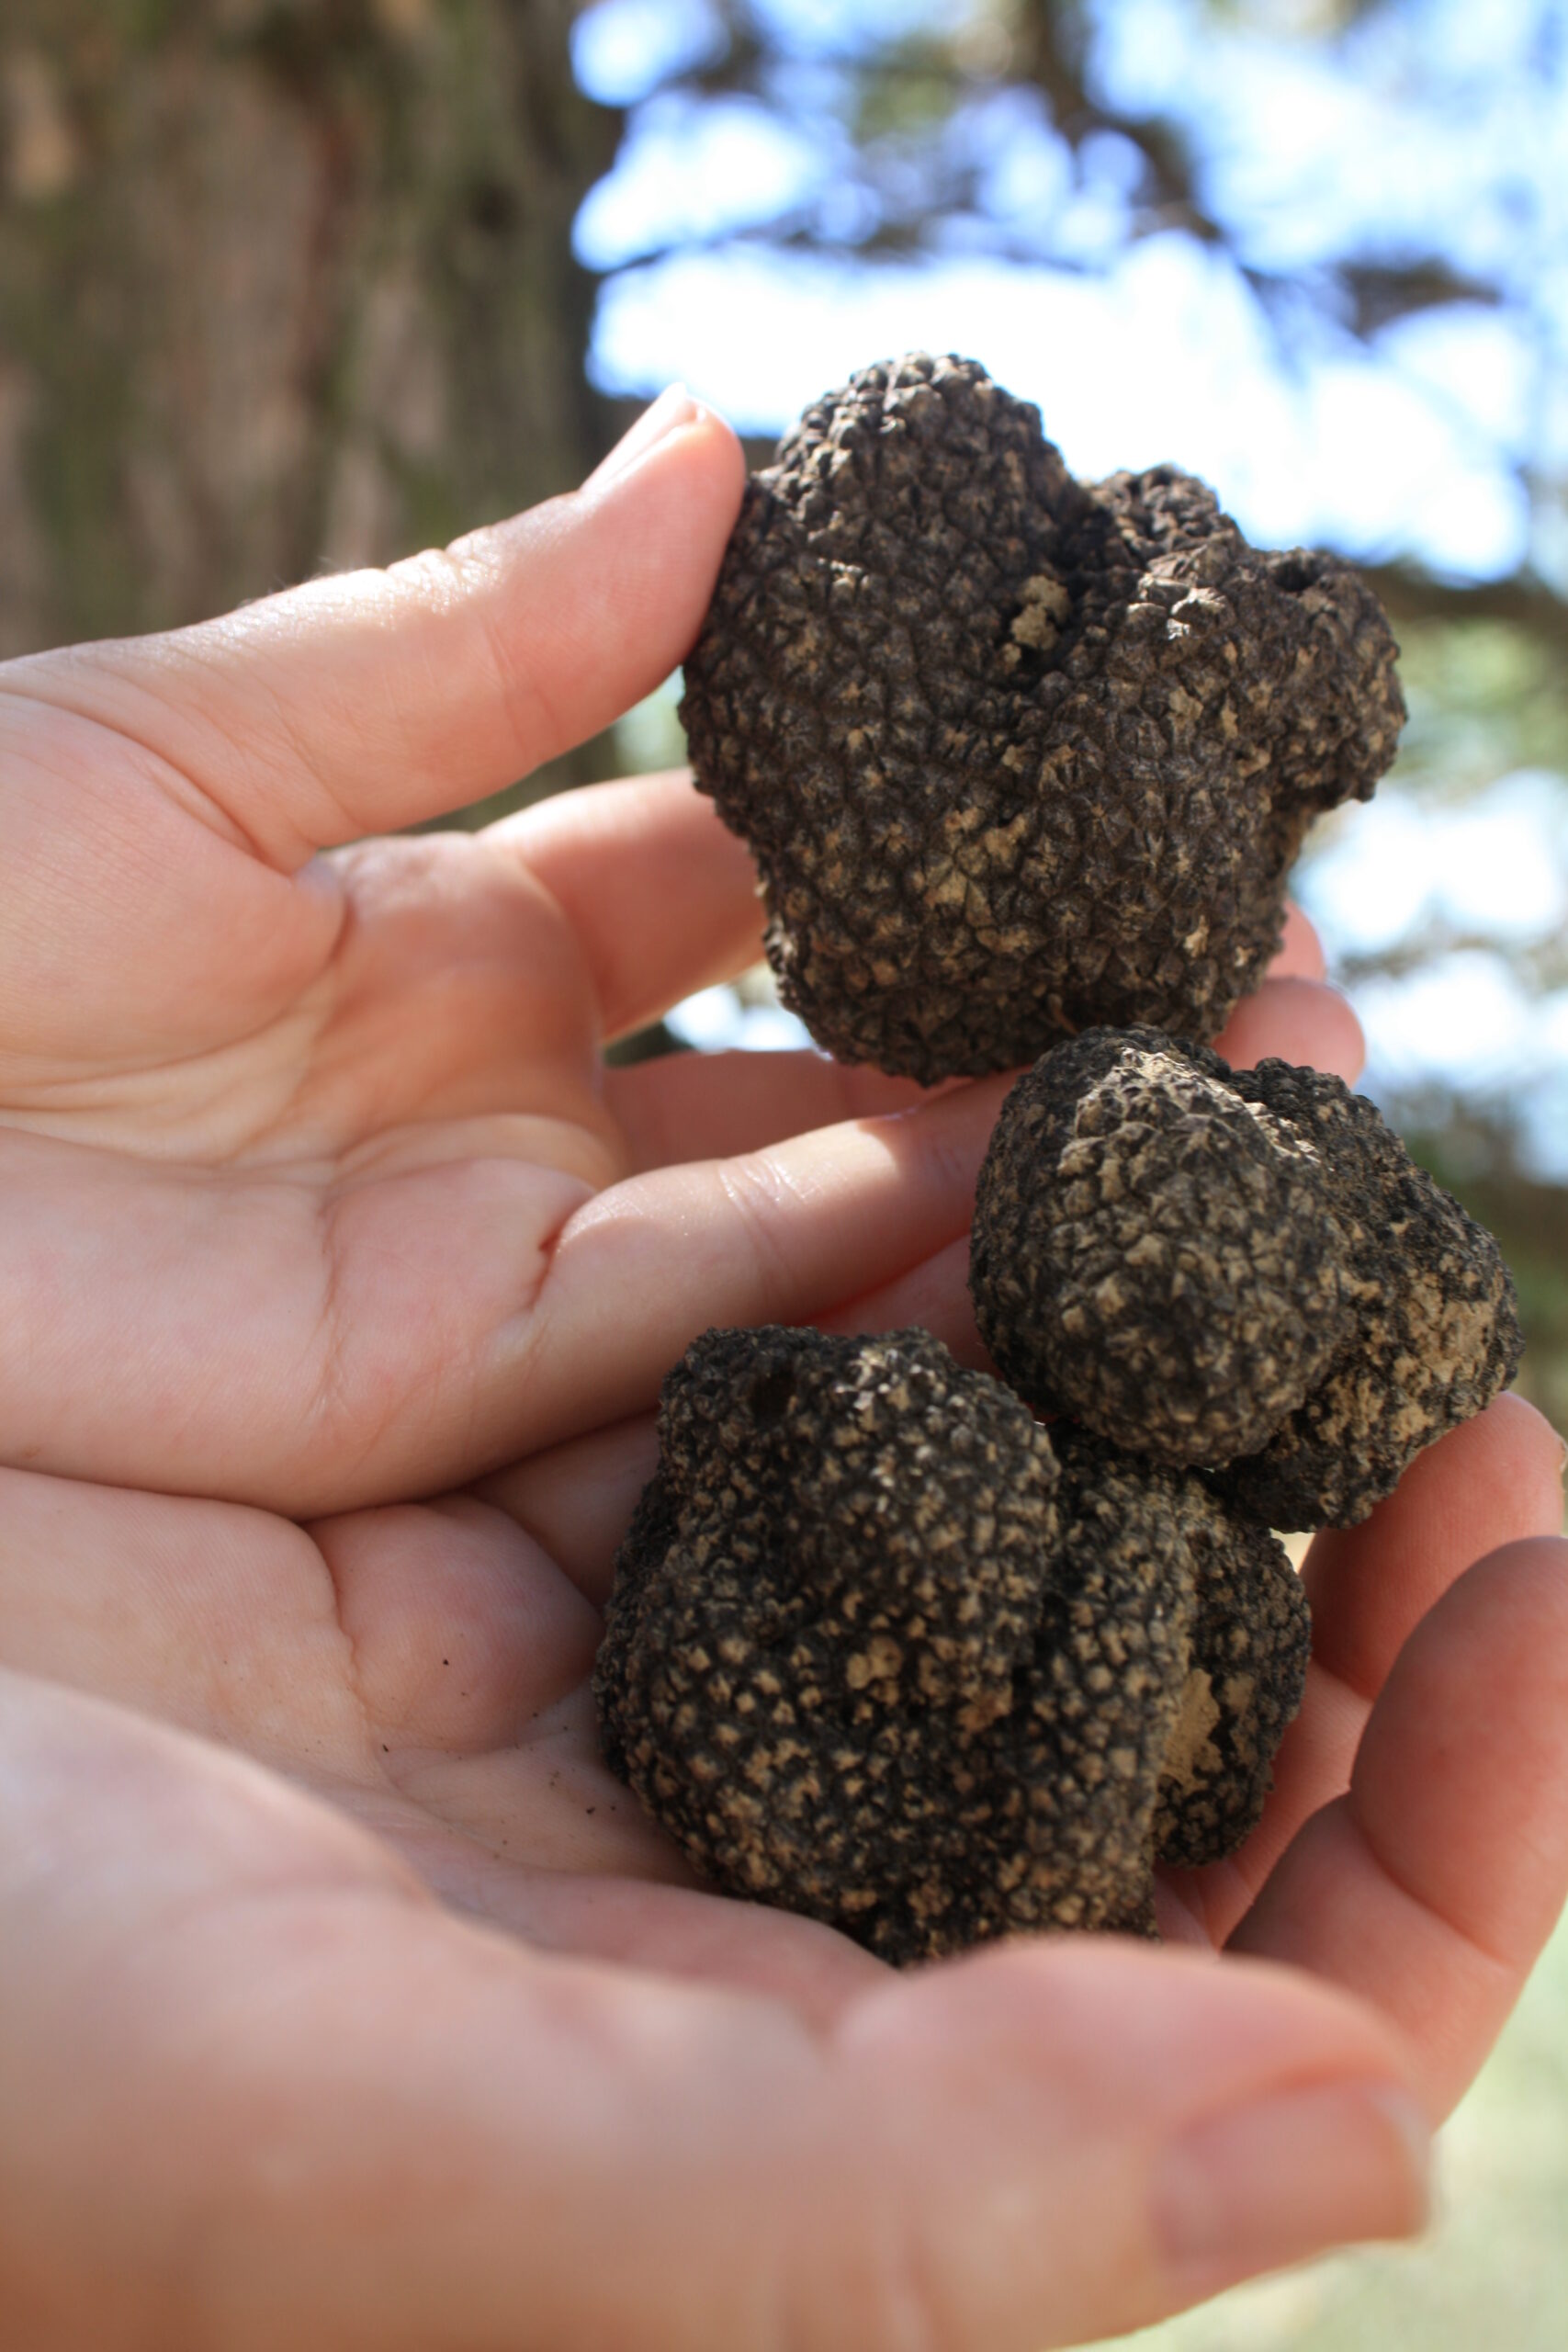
[495,772,763,1045]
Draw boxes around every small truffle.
[970,1030,1523,1526]
[680,353,1404,1080]
[969,1029,1351,1466]
[594,1327,1307,1962]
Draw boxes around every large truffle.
[593,1326,1308,1963]
[680,353,1404,1080]
[970,1030,1523,1526]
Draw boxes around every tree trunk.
[0,0,624,792]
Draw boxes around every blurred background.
[2,4,1563,2340]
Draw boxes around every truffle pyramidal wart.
[969,1030,1524,1528]
[679,353,1404,1081]
[593,1326,1308,1963]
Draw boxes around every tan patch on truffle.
[1161,1668,1222,1794]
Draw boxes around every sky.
[570,0,1564,582]
[570,0,1568,1173]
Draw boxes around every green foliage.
[1390,622,1568,807]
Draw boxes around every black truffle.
[593,1327,1308,1962]
[970,1030,1524,1527]
[680,353,1404,1081]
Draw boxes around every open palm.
[4,391,1566,2351]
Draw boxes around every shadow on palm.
[6,1376,1561,2067]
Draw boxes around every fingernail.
[1153,2082,1430,2291]
[589,383,701,488]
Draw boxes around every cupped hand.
[5,390,1567,2350]
[5,1392,1564,2349]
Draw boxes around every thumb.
[11,386,745,869]
[818,1939,1430,2348]
[6,1675,1429,2352]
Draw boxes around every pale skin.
[2,387,1566,2352]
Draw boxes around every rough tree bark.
[0,0,623,790]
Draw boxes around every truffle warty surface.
[681,353,1404,1080]
[594,1326,1309,1962]
[970,1029,1524,1527]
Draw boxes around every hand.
[4,389,1565,2348]
[5,1400,1564,2348]
[0,376,1359,1521]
